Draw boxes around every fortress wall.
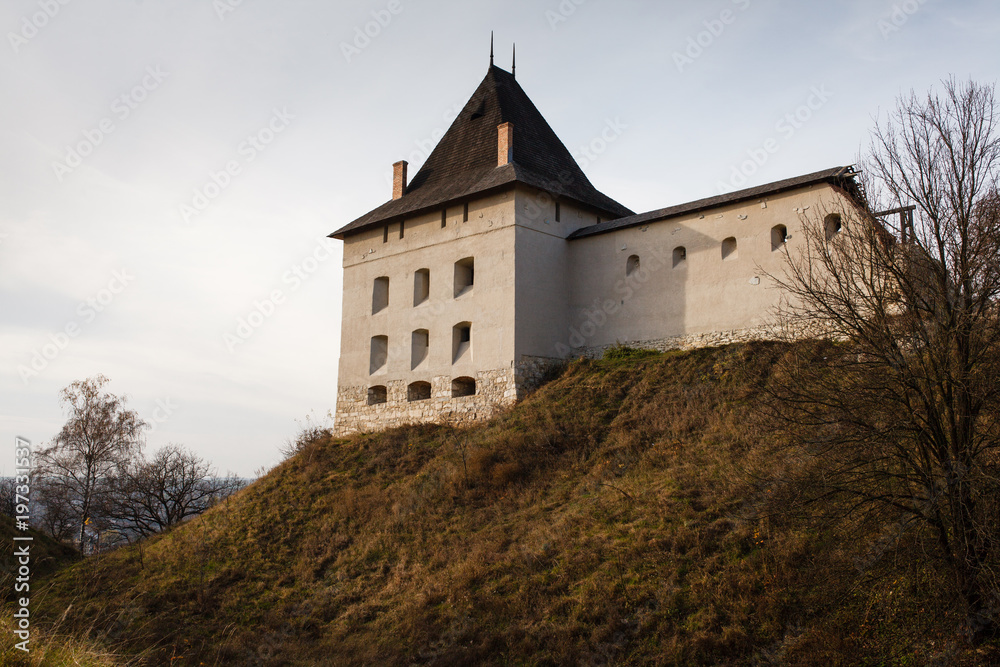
[332,355,562,437]
[337,191,517,390]
[511,188,598,360]
[335,190,520,436]
[563,183,851,355]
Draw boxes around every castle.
[329,59,863,436]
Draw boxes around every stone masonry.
[332,356,568,437]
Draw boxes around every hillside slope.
[22,344,999,665]
[0,513,79,593]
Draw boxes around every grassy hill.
[0,513,79,591]
[13,344,1000,665]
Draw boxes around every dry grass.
[22,343,1000,665]
[0,609,137,666]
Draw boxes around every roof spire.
[512,43,516,79]
[490,31,494,66]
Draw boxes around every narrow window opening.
[673,247,687,268]
[555,202,561,222]
[372,277,389,314]
[383,224,388,244]
[453,322,472,363]
[825,214,843,241]
[367,385,387,406]
[407,381,431,402]
[463,202,469,222]
[369,335,388,375]
[399,219,405,239]
[411,329,429,370]
[721,237,738,261]
[626,254,640,276]
[771,224,788,251]
[452,377,476,398]
[441,209,447,228]
[413,268,430,306]
[454,257,475,297]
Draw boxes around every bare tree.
[103,444,245,540]
[766,78,1000,643]
[32,477,79,543]
[36,375,146,550]
[0,477,15,517]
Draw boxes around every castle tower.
[329,63,631,435]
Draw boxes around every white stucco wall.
[338,191,518,388]
[563,183,854,353]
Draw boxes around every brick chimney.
[497,122,513,167]
[392,160,408,200]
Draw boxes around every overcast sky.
[1,0,998,477]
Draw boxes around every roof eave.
[331,172,634,241]
[568,166,858,240]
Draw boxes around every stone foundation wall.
[578,327,776,358]
[332,367,512,437]
[514,355,566,397]
[332,356,570,437]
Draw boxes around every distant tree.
[766,78,1000,643]
[31,477,79,543]
[102,444,245,539]
[0,477,16,517]
[36,375,146,550]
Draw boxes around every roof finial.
[490,31,494,66]
[512,43,516,79]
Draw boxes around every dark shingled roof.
[331,65,633,239]
[568,166,862,240]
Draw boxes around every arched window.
[413,268,430,306]
[626,254,640,276]
[411,329,429,370]
[452,377,476,398]
[825,213,843,240]
[369,335,388,375]
[454,257,475,297]
[367,385,387,405]
[372,277,389,314]
[673,246,687,268]
[722,237,738,261]
[771,225,788,251]
[453,322,472,363]
[407,381,431,402]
